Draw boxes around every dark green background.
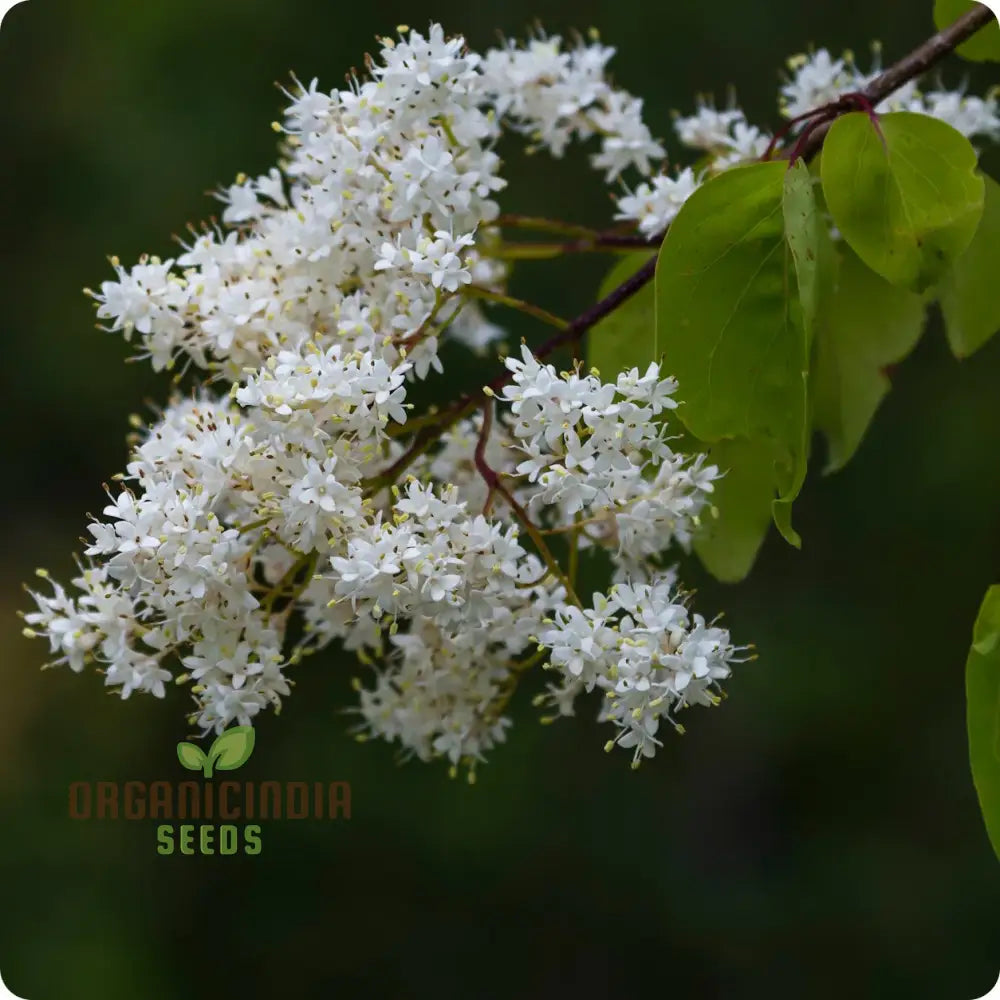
[1,1,998,997]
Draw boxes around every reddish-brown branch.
[493,252,659,384]
[472,399,583,605]
[562,232,660,253]
[474,399,500,514]
[787,3,996,162]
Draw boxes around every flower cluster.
[779,46,1000,138]
[538,580,742,767]
[498,348,718,579]
[23,21,998,776]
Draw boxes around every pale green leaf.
[783,159,825,335]
[821,112,985,292]
[693,438,777,583]
[966,585,1000,861]
[773,160,832,544]
[655,161,811,553]
[811,247,926,472]
[938,173,1000,358]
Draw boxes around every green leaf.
[783,160,825,332]
[811,247,927,472]
[938,173,1000,358]
[176,741,207,772]
[821,112,985,292]
[966,585,1000,862]
[655,161,811,553]
[934,0,1000,62]
[773,161,832,544]
[693,438,777,583]
[208,725,256,772]
[587,252,657,378]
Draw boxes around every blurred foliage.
[1,0,999,997]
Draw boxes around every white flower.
[921,89,1000,140]
[590,92,665,179]
[674,103,746,150]
[411,230,476,291]
[615,168,700,236]
[715,121,771,167]
[777,45,999,147]
[780,49,856,119]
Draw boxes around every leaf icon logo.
[176,742,208,773]
[176,726,256,779]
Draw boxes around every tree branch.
[873,4,995,100]
[488,253,658,389]
[791,3,996,162]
